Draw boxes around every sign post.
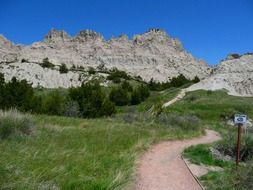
[234,114,247,166]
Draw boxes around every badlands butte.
[0,28,252,96]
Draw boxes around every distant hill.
[188,53,253,96]
[0,29,210,88]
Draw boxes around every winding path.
[134,130,221,190]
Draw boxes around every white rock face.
[0,29,210,88]
[0,62,81,88]
[187,54,253,96]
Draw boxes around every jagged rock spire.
[44,29,71,43]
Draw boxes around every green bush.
[41,58,54,68]
[138,84,150,100]
[107,68,130,83]
[130,84,150,105]
[131,89,141,105]
[121,81,133,92]
[59,63,69,74]
[69,80,116,118]
[0,77,35,112]
[0,73,4,106]
[41,91,66,116]
[204,162,253,190]
[156,113,201,131]
[148,74,198,91]
[192,76,200,83]
[21,58,28,63]
[88,67,96,75]
[109,87,130,106]
[215,133,253,162]
[0,109,35,139]
[100,99,116,116]
[64,100,80,117]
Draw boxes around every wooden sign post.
[234,114,247,166]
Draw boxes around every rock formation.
[0,28,210,88]
[187,53,253,96]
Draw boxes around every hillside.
[187,53,253,96]
[0,29,210,88]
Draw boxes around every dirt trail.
[162,89,186,108]
[134,130,221,190]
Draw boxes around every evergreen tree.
[121,80,133,92]
[59,63,68,73]
[131,89,141,105]
[109,87,130,106]
[69,80,115,118]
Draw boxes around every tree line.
[0,73,150,118]
[148,74,200,91]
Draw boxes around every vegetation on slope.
[177,90,253,190]
[1,68,253,189]
[0,113,202,189]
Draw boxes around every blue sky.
[0,0,252,65]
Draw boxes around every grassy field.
[177,90,253,190]
[1,88,253,189]
[165,90,253,123]
[0,111,202,190]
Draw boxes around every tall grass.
[0,114,202,189]
[0,109,35,139]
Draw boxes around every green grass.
[178,90,253,190]
[2,88,253,189]
[136,87,180,112]
[115,87,180,113]
[166,90,253,123]
[0,114,202,190]
[183,144,230,167]
[0,109,35,139]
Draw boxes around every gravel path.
[134,130,221,190]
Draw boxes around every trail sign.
[234,114,247,124]
[234,114,247,166]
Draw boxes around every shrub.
[0,73,4,106]
[131,89,141,105]
[215,133,253,162]
[41,58,54,68]
[21,58,28,63]
[129,84,150,105]
[112,77,121,83]
[192,76,200,83]
[122,113,140,123]
[156,113,201,131]
[64,101,80,117]
[0,109,35,139]
[109,87,130,106]
[1,77,35,111]
[41,91,66,116]
[229,53,241,59]
[71,64,76,69]
[122,112,153,124]
[121,81,133,92]
[137,84,150,100]
[170,74,189,87]
[208,162,253,189]
[59,63,69,74]
[186,95,197,102]
[100,99,116,116]
[69,80,115,118]
[107,68,130,83]
[88,67,96,75]
[148,74,193,91]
